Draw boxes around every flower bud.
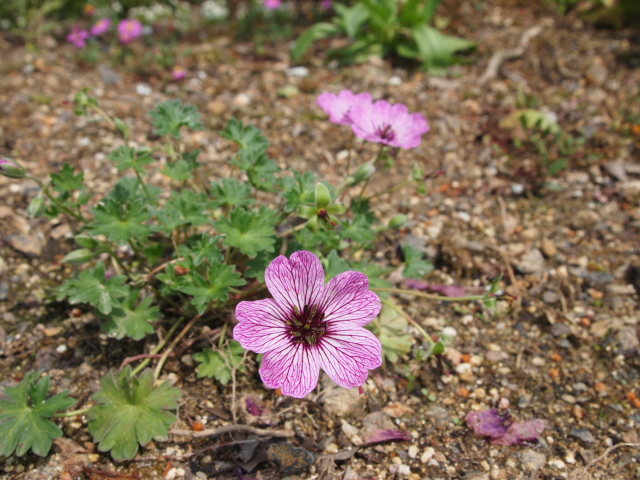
[62,248,98,265]
[0,157,26,179]
[314,183,331,209]
[349,162,375,186]
[388,214,407,229]
[27,195,46,218]
[75,235,99,249]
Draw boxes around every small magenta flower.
[90,18,112,36]
[264,0,282,9]
[172,67,186,81]
[0,157,27,179]
[67,27,90,48]
[349,100,430,149]
[321,0,333,9]
[117,19,144,44]
[317,89,372,126]
[234,251,382,398]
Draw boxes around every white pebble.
[389,75,402,86]
[442,326,458,337]
[408,445,419,459]
[397,465,411,476]
[420,447,435,464]
[498,397,510,409]
[136,83,152,96]
[549,459,566,469]
[287,66,310,77]
[56,344,68,354]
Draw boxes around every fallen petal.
[466,409,512,439]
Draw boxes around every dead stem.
[170,425,294,438]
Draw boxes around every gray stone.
[426,406,451,427]
[588,272,615,286]
[320,374,366,417]
[0,282,8,301]
[520,448,546,470]
[616,326,639,351]
[517,249,546,274]
[603,161,629,182]
[543,291,561,304]
[551,323,571,337]
[570,428,596,444]
[98,64,122,84]
[7,235,43,257]
[572,210,600,230]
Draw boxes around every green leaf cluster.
[149,99,204,138]
[194,340,247,385]
[292,0,476,71]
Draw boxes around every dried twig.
[479,25,544,85]
[170,425,294,438]
[572,443,640,480]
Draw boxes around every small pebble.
[420,447,435,464]
[498,397,510,409]
[136,83,152,96]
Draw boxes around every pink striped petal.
[321,271,381,326]
[265,251,325,313]
[234,299,290,353]
[316,326,382,388]
[260,343,321,398]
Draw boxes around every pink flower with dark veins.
[317,89,372,125]
[234,251,382,398]
[117,19,144,44]
[264,0,282,9]
[67,27,90,48]
[349,99,430,149]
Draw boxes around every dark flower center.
[376,124,395,141]
[286,304,327,347]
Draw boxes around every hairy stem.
[372,287,486,303]
[153,314,201,381]
[131,316,186,376]
[53,407,91,418]
[380,297,435,346]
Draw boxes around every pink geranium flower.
[349,100,430,149]
[234,251,382,398]
[317,90,372,125]
[67,27,90,48]
[117,19,144,44]
[321,0,333,9]
[90,18,112,36]
[264,0,282,9]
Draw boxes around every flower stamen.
[287,303,327,346]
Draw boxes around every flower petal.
[321,271,381,326]
[317,326,382,388]
[260,343,321,398]
[265,250,325,313]
[234,299,290,354]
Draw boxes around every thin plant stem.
[131,316,186,376]
[103,246,130,276]
[372,287,486,303]
[28,177,89,222]
[365,179,413,201]
[153,314,201,381]
[357,144,386,199]
[134,168,153,200]
[218,322,227,349]
[345,135,354,177]
[89,105,116,131]
[128,240,149,270]
[380,297,435,346]
[53,407,91,418]
[277,222,307,238]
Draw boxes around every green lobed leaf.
[220,118,269,152]
[334,2,369,38]
[50,164,84,193]
[280,170,316,213]
[103,290,161,341]
[107,146,153,174]
[149,99,203,138]
[215,208,276,258]
[211,178,254,209]
[59,262,130,315]
[323,250,350,280]
[411,24,476,71]
[0,371,76,457]
[366,304,412,363]
[88,367,182,461]
[402,245,434,279]
[177,234,223,268]
[194,341,247,385]
[91,198,152,245]
[178,262,246,315]
[162,160,194,182]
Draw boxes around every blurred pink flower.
[172,67,186,81]
[264,0,282,9]
[234,251,382,398]
[317,89,372,125]
[117,19,143,44]
[90,18,112,36]
[349,100,430,149]
[321,0,333,9]
[67,27,90,48]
